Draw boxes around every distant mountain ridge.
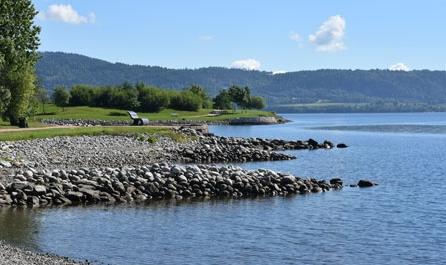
[36,52,446,107]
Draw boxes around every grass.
[0,105,275,139]
[32,104,275,122]
[0,126,188,142]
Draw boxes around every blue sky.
[33,0,446,72]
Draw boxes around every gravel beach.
[0,241,85,265]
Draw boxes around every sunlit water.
[1,113,446,265]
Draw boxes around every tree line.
[52,83,265,112]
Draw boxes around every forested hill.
[37,52,446,108]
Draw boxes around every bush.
[249,96,266,109]
[170,91,202,111]
[69,85,94,106]
[64,83,211,112]
[138,87,170,112]
[213,89,232,109]
[92,86,139,109]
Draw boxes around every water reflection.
[0,208,40,248]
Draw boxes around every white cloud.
[289,32,301,42]
[40,4,95,24]
[231,59,261,71]
[389,63,410,71]
[272,70,287,75]
[198,35,214,41]
[309,15,346,52]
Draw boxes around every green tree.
[170,91,202,111]
[188,85,211,108]
[0,0,40,127]
[36,86,49,114]
[228,85,251,110]
[248,96,266,109]
[138,87,170,112]
[53,87,70,111]
[213,89,232,109]
[69,85,94,106]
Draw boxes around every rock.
[24,170,34,178]
[337,143,348,148]
[33,185,47,195]
[311,186,323,193]
[323,140,334,149]
[10,181,31,191]
[357,179,375,188]
[280,176,296,185]
[330,178,343,186]
[78,188,100,202]
[307,138,319,147]
[65,191,84,202]
[27,196,40,206]
[0,160,12,168]
[15,175,27,181]
[175,175,188,183]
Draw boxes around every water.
[1,113,446,265]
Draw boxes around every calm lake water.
[1,113,446,265]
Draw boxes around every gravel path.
[0,241,85,265]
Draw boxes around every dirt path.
[0,126,69,133]
[0,124,208,133]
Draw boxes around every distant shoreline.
[268,102,446,114]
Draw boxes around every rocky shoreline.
[0,241,85,265]
[0,164,344,207]
[0,128,350,208]
[0,129,343,172]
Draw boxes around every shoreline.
[0,241,85,265]
[0,129,347,208]
[40,114,289,127]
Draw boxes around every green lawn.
[0,104,275,130]
[0,126,187,142]
[33,104,275,122]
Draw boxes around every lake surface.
[1,112,446,265]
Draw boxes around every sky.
[33,0,446,72]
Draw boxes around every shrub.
[138,87,170,112]
[170,91,202,111]
[69,85,94,106]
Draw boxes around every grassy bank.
[32,104,274,122]
[0,126,187,142]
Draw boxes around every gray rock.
[65,191,84,202]
[0,160,12,168]
[33,185,47,195]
